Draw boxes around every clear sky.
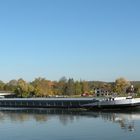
[0,0,140,82]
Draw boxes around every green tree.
[74,81,82,95]
[57,77,67,95]
[0,80,5,91]
[64,78,75,96]
[4,80,18,92]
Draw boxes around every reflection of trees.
[0,112,30,123]
[6,113,30,122]
[118,120,134,131]
[33,115,48,122]
[0,112,5,122]
[96,112,136,132]
[58,115,74,126]
[0,109,84,124]
[0,110,49,123]
[0,109,139,131]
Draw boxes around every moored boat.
[81,96,140,110]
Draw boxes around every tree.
[27,84,35,97]
[4,80,18,91]
[57,77,67,95]
[74,81,82,95]
[114,77,130,95]
[0,80,5,91]
[31,77,52,97]
[15,79,29,97]
[64,78,75,96]
[81,81,89,94]
[59,76,67,83]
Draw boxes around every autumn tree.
[31,77,53,97]
[114,77,130,95]
[81,81,89,94]
[15,79,29,97]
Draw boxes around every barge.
[0,98,97,108]
[81,96,140,110]
[0,97,140,110]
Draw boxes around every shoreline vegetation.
[0,77,140,98]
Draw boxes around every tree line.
[0,77,140,98]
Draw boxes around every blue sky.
[0,0,140,82]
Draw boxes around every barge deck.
[0,98,96,108]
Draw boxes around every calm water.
[0,108,140,140]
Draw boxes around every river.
[0,108,140,140]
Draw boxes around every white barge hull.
[81,97,140,110]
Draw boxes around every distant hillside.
[88,81,140,85]
[87,81,140,89]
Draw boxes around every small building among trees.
[94,88,111,97]
[0,91,16,98]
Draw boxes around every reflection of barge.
[81,96,140,110]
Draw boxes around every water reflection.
[0,108,140,131]
[92,111,136,131]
